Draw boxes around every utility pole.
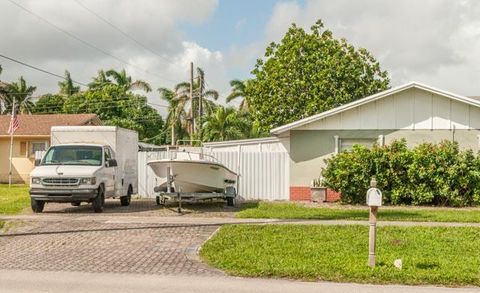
[190,61,194,144]
[198,73,203,139]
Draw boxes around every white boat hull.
[147,159,237,193]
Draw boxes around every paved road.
[1,269,477,293]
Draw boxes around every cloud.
[0,0,221,115]
[263,0,480,95]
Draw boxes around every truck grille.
[42,178,79,186]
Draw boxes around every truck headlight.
[31,177,41,185]
[80,177,96,185]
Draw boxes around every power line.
[73,0,173,66]
[6,0,177,84]
[0,53,88,87]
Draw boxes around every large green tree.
[247,20,390,131]
[64,84,164,143]
[32,94,65,114]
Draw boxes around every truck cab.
[29,126,138,213]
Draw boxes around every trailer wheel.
[31,198,45,213]
[156,196,161,206]
[120,186,132,206]
[92,186,104,213]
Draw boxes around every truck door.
[103,147,115,196]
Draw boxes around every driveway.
[0,205,222,275]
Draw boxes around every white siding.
[296,88,480,130]
[413,89,432,129]
[137,150,289,201]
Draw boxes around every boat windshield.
[41,146,102,166]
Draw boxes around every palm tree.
[58,70,80,96]
[158,67,219,143]
[88,70,111,89]
[201,106,248,142]
[172,67,219,136]
[226,79,249,112]
[106,69,152,92]
[3,76,36,114]
[158,87,188,144]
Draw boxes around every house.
[205,82,480,201]
[0,114,102,183]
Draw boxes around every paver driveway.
[0,214,222,275]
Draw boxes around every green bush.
[322,139,480,206]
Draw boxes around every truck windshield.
[41,146,102,166]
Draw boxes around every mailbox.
[366,187,382,207]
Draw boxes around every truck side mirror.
[106,159,117,167]
[34,159,41,166]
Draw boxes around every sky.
[1,0,480,116]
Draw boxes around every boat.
[147,153,237,194]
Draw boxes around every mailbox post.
[366,177,382,268]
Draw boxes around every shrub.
[322,140,480,206]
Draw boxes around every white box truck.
[29,126,138,213]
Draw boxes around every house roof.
[271,82,480,135]
[0,114,102,136]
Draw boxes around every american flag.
[7,108,19,135]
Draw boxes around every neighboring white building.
[205,82,480,201]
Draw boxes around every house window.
[20,141,27,156]
[339,138,376,152]
[29,141,48,157]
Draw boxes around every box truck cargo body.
[29,126,138,213]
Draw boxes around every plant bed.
[200,224,480,286]
[236,202,480,223]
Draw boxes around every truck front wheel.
[92,186,105,213]
[31,198,45,213]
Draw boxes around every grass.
[201,225,480,286]
[0,184,30,214]
[236,202,480,223]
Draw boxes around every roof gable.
[0,114,102,136]
[271,82,480,135]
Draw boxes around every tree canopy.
[64,83,164,144]
[247,20,390,131]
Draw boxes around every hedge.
[322,139,480,206]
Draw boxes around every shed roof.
[0,114,102,136]
[271,82,480,135]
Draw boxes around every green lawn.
[0,184,30,215]
[201,225,480,286]
[237,202,480,223]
